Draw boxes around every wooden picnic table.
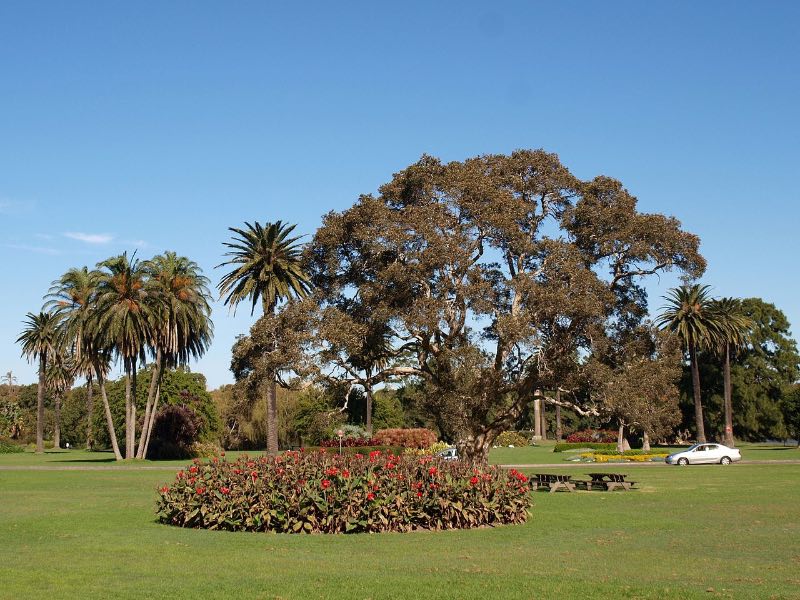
[586,472,635,491]
[533,473,576,493]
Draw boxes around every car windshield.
[685,444,702,451]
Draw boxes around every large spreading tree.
[287,150,704,460]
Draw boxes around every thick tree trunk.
[689,345,706,443]
[267,378,279,455]
[723,344,735,447]
[642,430,651,452]
[555,390,563,441]
[86,376,94,450]
[53,392,61,449]
[36,353,46,454]
[616,422,631,453]
[136,351,163,459]
[457,432,492,464]
[99,376,123,461]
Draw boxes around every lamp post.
[337,429,344,454]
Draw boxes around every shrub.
[581,452,669,463]
[320,437,380,448]
[191,441,224,458]
[372,428,437,449]
[147,405,202,460]
[565,429,617,444]
[0,436,23,454]
[303,445,404,456]
[494,431,530,448]
[404,441,452,457]
[553,442,619,453]
[156,450,532,534]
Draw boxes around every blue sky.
[2,1,798,389]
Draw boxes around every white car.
[436,447,459,461]
[665,443,741,466]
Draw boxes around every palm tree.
[17,311,62,453]
[2,371,17,386]
[46,266,101,450]
[657,285,721,443]
[136,251,213,459]
[709,298,752,447]
[46,351,74,449]
[218,221,311,454]
[93,253,157,458]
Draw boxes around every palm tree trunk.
[142,382,161,459]
[263,297,279,455]
[99,375,123,461]
[617,422,626,453]
[86,376,94,450]
[124,358,133,458]
[53,392,61,449]
[136,350,163,459]
[723,343,735,447]
[689,344,706,443]
[539,399,547,440]
[131,358,137,457]
[642,430,651,452]
[36,352,46,454]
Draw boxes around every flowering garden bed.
[156,450,532,534]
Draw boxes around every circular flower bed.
[156,450,532,534]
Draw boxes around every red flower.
[189,466,198,474]
[367,492,375,501]
[342,469,350,478]
[469,476,479,486]
[320,448,327,454]
[160,486,169,493]
[416,491,423,497]
[195,487,205,494]
[516,473,528,483]
[246,461,255,468]
[325,467,339,476]
[276,468,285,476]
[220,451,225,457]
[428,467,438,476]
[176,471,184,479]
[250,471,258,480]
[298,479,306,486]
[234,468,242,475]
[212,457,219,463]
[220,486,231,495]
[372,483,380,491]
[354,453,364,459]
[321,479,331,489]
[188,477,196,485]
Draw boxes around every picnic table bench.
[586,472,637,491]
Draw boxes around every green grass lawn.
[1,450,799,599]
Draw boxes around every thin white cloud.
[64,232,113,244]
[122,239,149,249]
[6,243,61,256]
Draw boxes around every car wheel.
[720,456,731,465]
[677,458,689,466]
